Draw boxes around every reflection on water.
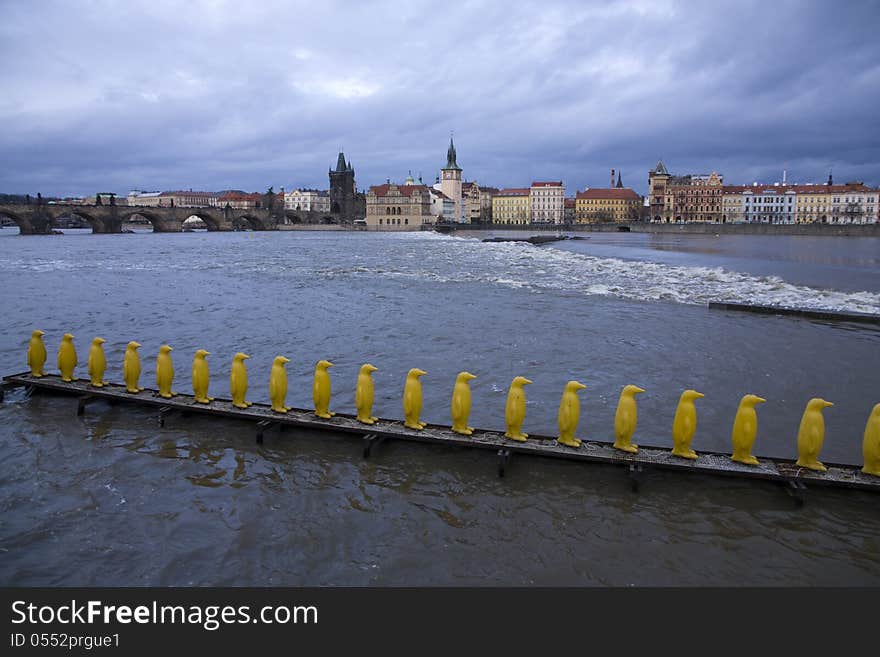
[0,231,878,585]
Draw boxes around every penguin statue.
[27,329,47,377]
[862,403,880,477]
[450,371,477,436]
[671,389,704,459]
[355,363,379,425]
[504,376,533,442]
[87,337,108,387]
[403,368,427,430]
[230,352,252,409]
[613,384,645,453]
[730,394,766,465]
[269,356,291,413]
[57,333,78,382]
[123,341,144,393]
[313,359,335,419]
[557,380,586,448]
[796,397,834,472]
[192,349,213,404]
[156,345,176,398]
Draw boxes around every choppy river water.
[0,228,878,585]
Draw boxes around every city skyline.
[1,0,878,197]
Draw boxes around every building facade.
[365,182,433,230]
[575,187,642,223]
[669,172,724,222]
[127,190,163,207]
[491,189,530,224]
[159,190,214,207]
[429,188,455,221]
[285,189,331,213]
[530,181,565,224]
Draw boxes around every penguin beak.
[204,351,211,356]
[823,400,834,408]
[523,378,533,385]
[575,382,586,390]
[36,330,45,336]
[133,342,141,348]
[417,369,427,377]
[633,386,645,394]
[97,338,105,344]
[755,396,766,404]
[243,354,250,360]
[281,357,290,364]
[466,373,477,381]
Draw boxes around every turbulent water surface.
[0,228,878,585]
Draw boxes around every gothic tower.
[440,136,462,222]
[329,151,357,222]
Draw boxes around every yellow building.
[575,188,641,223]
[794,185,830,223]
[491,188,531,224]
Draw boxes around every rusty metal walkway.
[3,372,878,499]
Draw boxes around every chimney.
[782,170,787,185]
[611,169,615,188]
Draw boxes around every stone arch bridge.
[0,203,335,234]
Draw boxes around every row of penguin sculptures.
[25,329,880,477]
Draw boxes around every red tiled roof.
[368,183,429,198]
[576,188,641,200]
[564,199,576,208]
[531,181,563,187]
[495,188,530,197]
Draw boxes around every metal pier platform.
[3,372,879,495]
[708,301,880,325]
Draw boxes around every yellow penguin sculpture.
[356,363,379,425]
[671,389,704,459]
[403,368,428,430]
[613,384,645,453]
[123,341,143,393]
[862,403,880,477]
[27,329,47,377]
[557,380,586,448]
[57,333,78,382]
[796,397,834,472]
[504,376,533,442]
[269,356,291,413]
[192,349,213,403]
[156,345,176,398]
[451,371,477,436]
[87,337,108,387]
[730,394,766,465]
[313,360,335,419]
[230,352,252,409]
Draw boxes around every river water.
[0,227,878,585]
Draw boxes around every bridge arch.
[121,210,160,232]
[0,209,31,234]
[233,214,267,231]
[185,211,222,231]
[54,208,104,233]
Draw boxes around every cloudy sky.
[1,0,878,197]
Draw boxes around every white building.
[285,189,331,213]
[429,188,455,221]
[742,185,797,224]
[127,190,163,207]
[530,181,565,224]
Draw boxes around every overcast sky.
[1,0,878,197]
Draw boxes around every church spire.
[335,152,347,172]
[444,134,461,171]
[616,171,623,188]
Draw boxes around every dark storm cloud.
[1,0,878,197]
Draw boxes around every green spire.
[443,136,461,171]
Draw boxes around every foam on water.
[0,231,877,314]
